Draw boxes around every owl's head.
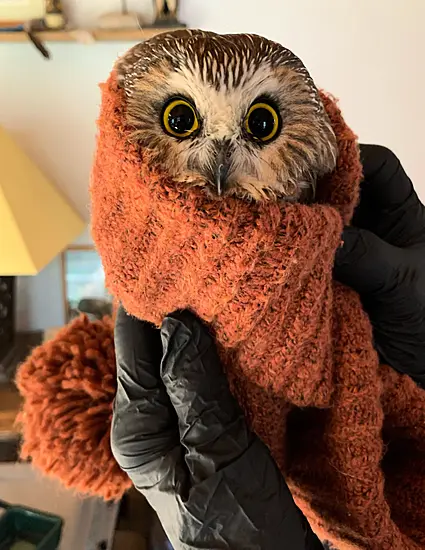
[116,30,337,202]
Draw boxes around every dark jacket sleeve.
[334,144,425,385]
[111,307,323,550]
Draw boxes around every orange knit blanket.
[89,74,425,549]
[92,72,425,548]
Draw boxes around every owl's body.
[116,30,337,201]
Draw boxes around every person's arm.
[111,307,323,550]
[334,144,425,385]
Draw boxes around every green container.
[0,500,62,550]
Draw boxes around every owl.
[116,29,337,201]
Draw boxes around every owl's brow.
[116,30,322,112]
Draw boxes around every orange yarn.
[16,71,425,550]
[89,74,425,549]
[16,316,131,500]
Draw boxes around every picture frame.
[61,246,113,323]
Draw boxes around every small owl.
[116,29,337,201]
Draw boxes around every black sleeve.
[355,144,425,247]
[334,144,425,385]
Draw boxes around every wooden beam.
[0,27,183,43]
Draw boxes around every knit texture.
[16,72,425,548]
[91,74,425,549]
[16,315,131,500]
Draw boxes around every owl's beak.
[215,163,228,196]
[213,141,231,196]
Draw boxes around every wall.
[1,0,424,330]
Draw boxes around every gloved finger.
[160,310,253,485]
[355,144,425,247]
[334,226,405,294]
[360,145,414,209]
[111,305,179,474]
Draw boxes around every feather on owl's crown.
[116,29,323,113]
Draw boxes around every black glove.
[111,307,323,550]
[334,144,425,385]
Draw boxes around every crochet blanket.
[90,74,425,549]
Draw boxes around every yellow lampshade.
[0,126,85,275]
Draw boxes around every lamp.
[0,125,85,366]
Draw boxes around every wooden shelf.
[0,27,183,43]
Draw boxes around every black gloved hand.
[111,307,323,550]
[334,144,425,385]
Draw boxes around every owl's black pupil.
[168,104,195,134]
[248,108,275,139]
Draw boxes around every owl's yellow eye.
[244,101,281,143]
[162,97,199,139]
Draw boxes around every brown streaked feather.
[117,30,321,109]
[115,30,338,202]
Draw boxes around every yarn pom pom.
[15,315,131,500]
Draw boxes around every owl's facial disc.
[159,94,284,197]
[118,30,338,202]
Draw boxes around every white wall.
[1,0,424,330]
